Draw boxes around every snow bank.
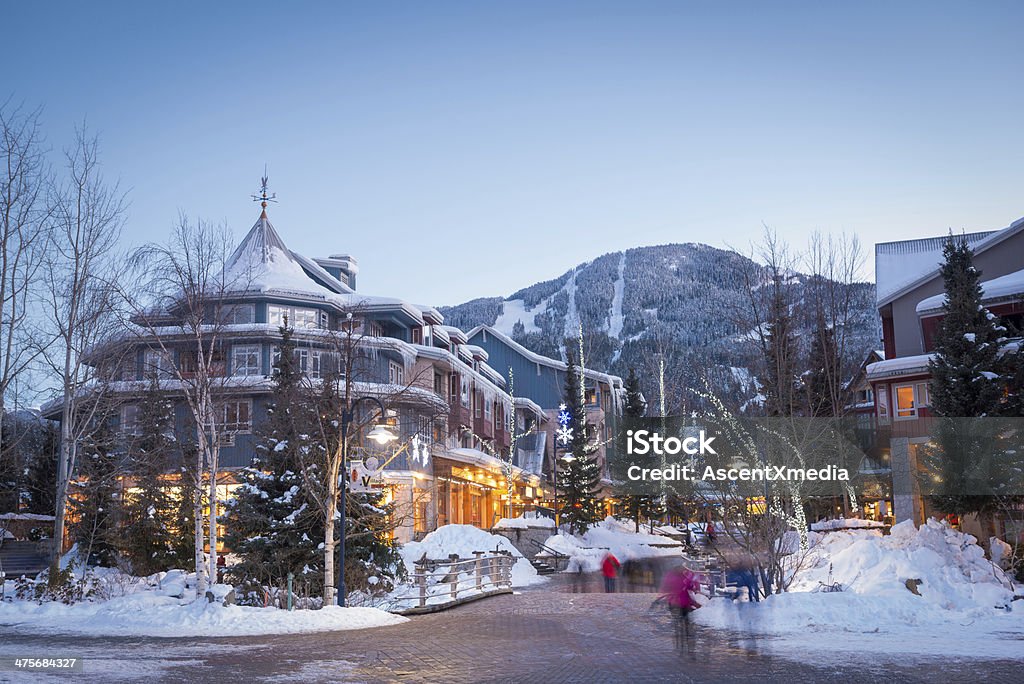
[543,517,683,572]
[694,519,1022,658]
[809,518,886,531]
[0,574,405,637]
[493,514,555,530]
[399,524,544,587]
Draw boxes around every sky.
[5,1,1024,306]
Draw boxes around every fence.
[391,550,515,614]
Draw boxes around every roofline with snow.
[877,215,1024,308]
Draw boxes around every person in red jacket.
[601,552,621,593]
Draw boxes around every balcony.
[474,415,495,440]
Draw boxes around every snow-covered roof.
[465,344,488,361]
[916,266,1024,315]
[441,325,468,344]
[866,354,935,380]
[468,325,624,389]
[223,213,344,298]
[876,216,1024,307]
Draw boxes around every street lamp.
[337,396,397,607]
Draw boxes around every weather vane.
[252,166,277,209]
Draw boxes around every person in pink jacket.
[661,565,703,643]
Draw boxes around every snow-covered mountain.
[439,243,879,411]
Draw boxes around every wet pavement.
[2,589,1021,683]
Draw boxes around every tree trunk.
[324,495,336,605]
[193,426,207,598]
[51,397,75,579]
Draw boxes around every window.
[460,377,470,407]
[389,361,405,385]
[434,372,445,396]
[296,349,324,379]
[144,349,174,379]
[484,396,492,419]
[269,305,322,329]
[319,311,330,329]
[915,383,931,408]
[585,388,598,405]
[231,345,261,377]
[877,384,889,424]
[895,384,917,419]
[220,304,254,325]
[449,374,459,402]
[220,400,252,433]
[121,404,140,436]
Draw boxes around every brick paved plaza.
[2,590,1022,683]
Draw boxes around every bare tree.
[42,127,126,577]
[0,102,51,468]
[126,217,240,597]
[297,307,432,604]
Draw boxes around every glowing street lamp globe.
[367,423,397,445]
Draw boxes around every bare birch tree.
[0,102,51,474]
[43,127,126,577]
[126,217,240,597]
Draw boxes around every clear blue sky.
[6,1,1024,306]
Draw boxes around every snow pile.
[398,524,544,587]
[492,514,555,530]
[0,569,405,637]
[543,517,683,572]
[809,518,887,531]
[695,519,1023,657]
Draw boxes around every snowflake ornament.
[556,425,574,445]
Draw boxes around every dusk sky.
[6,1,1024,306]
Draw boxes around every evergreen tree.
[764,272,799,417]
[558,351,602,534]
[927,236,1005,533]
[224,327,324,597]
[343,489,406,596]
[69,418,123,566]
[24,421,59,515]
[804,308,841,417]
[120,375,178,575]
[169,457,199,568]
[617,368,663,531]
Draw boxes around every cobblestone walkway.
[2,591,1021,683]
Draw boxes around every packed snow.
[398,524,545,588]
[694,519,1023,659]
[809,518,887,531]
[542,516,683,571]
[493,298,543,335]
[0,569,406,637]
[493,514,555,530]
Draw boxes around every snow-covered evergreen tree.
[927,236,1005,534]
[558,351,602,534]
[617,368,662,531]
[224,326,323,597]
[120,375,178,575]
[69,418,122,566]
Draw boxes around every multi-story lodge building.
[866,216,1024,537]
[66,204,623,545]
[467,325,626,506]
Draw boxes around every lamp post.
[337,396,397,607]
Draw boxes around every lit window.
[232,345,261,376]
[895,384,917,419]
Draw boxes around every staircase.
[0,541,51,579]
[529,557,558,575]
